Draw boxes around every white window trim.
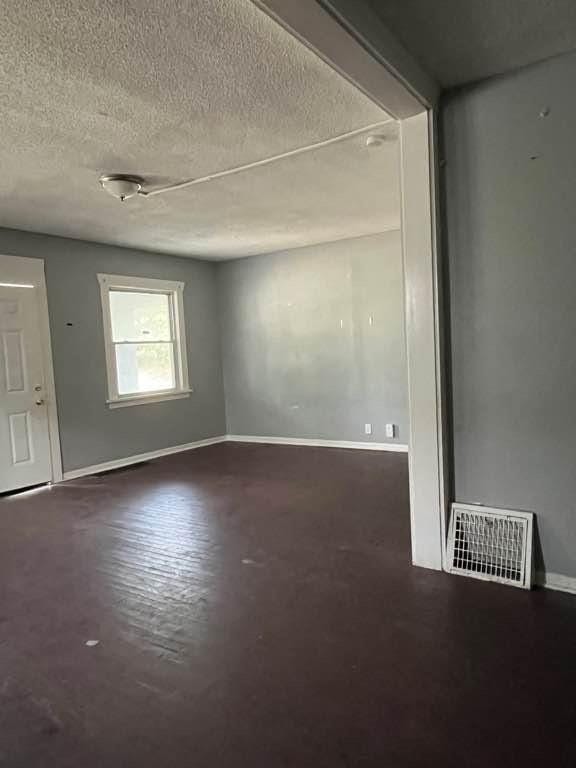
[97,273,191,409]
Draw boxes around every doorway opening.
[252,1,447,571]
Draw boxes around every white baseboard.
[62,435,227,481]
[225,434,409,452]
[536,571,576,595]
[62,433,407,481]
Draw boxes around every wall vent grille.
[447,504,534,589]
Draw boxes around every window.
[98,274,190,408]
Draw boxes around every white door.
[0,278,53,492]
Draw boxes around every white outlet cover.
[385,423,395,438]
[364,423,373,435]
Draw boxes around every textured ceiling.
[0,0,397,259]
[367,0,576,87]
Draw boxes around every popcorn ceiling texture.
[367,0,576,86]
[0,0,394,259]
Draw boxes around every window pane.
[110,291,171,342]
[115,342,175,395]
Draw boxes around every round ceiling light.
[99,174,144,201]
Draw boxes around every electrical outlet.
[385,423,395,438]
[364,423,373,436]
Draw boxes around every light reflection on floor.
[95,482,221,661]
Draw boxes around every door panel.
[9,411,33,464]
[0,284,52,492]
[3,330,25,391]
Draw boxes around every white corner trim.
[536,571,576,595]
[62,435,227,481]
[400,111,446,572]
[225,435,408,452]
[252,0,431,118]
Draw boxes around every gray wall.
[0,227,226,472]
[443,50,576,578]
[218,232,408,445]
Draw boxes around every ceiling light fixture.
[99,174,144,201]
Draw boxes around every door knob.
[35,399,45,406]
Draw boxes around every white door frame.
[0,254,63,485]
[253,0,448,570]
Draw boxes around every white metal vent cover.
[447,504,534,589]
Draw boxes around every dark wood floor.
[1,442,575,767]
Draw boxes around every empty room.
[1,1,576,766]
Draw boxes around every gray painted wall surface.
[0,228,226,472]
[443,51,576,577]
[219,232,408,445]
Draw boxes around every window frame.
[97,273,191,409]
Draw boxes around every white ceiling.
[0,0,399,259]
[367,0,576,87]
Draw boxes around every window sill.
[107,389,192,409]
